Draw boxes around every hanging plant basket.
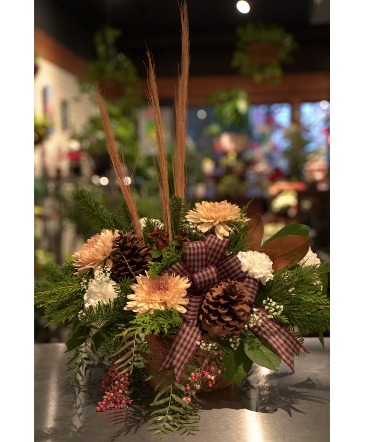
[246,42,279,65]
[97,78,127,100]
[232,22,298,82]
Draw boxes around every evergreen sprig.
[74,188,119,232]
[129,309,183,336]
[35,277,84,325]
[170,196,187,237]
[117,201,133,232]
[264,262,330,335]
[114,327,146,375]
[148,243,184,276]
[148,374,200,436]
[227,220,249,254]
[78,298,134,329]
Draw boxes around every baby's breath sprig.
[263,298,284,318]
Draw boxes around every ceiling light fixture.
[236,1,250,14]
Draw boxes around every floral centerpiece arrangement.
[34,3,329,436]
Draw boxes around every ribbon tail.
[160,294,204,381]
[161,322,201,381]
[251,308,309,372]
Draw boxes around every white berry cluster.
[263,298,283,318]
[197,340,219,354]
[228,335,241,350]
[245,308,263,329]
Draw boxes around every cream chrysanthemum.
[237,251,274,285]
[124,273,191,314]
[299,247,321,267]
[83,268,118,309]
[185,200,242,239]
[73,229,118,274]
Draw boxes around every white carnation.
[83,268,118,309]
[299,248,321,267]
[237,251,274,285]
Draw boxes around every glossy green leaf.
[65,322,90,351]
[222,343,253,384]
[244,339,281,370]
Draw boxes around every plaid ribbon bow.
[161,234,308,380]
[161,234,247,380]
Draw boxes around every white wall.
[34,57,98,178]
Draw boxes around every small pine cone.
[199,281,252,337]
[110,231,151,282]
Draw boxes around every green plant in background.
[283,123,310,181]
[204,88,250,136]
[232,22,298,82]
[81,26,140,97]
[74,26,161,209]
[34,113,52,145]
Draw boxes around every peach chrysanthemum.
[72,229,118,274]
[186,200,242,239]
[124,273,191,314]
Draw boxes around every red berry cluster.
[96,365,132,412]
[181,346,224,404]
[147,227,189,250]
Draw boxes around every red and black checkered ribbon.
[161,234,308,379]
[235,275,308,372]
[236,274,308,372]
[250,308,309,372]
[161,234,246,380]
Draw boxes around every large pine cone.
[199,281,252,337]
[110,231,151,282]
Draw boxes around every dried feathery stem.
[173,1,190,198]
[96,87,143,238]
[146,50,172,240]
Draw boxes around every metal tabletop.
[35,337,329,441]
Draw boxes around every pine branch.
[170,196,187,238]
[116,201,133,232]
[79,297,134,329]
[74,188,118,232]
[227,220,249,254]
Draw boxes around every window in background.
[299,101,330,188]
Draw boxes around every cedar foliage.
[34,262,85,325]
[264,262,330,335]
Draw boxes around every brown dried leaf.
[259,235,310,271]
[246,213,264,251]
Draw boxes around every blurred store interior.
[34,0,330,342]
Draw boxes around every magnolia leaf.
[262,223,310,245]
[244,339,281,370]
[246,213,264,251]
[259,235,310,270]
[222,343,253,384]
[65,322,90,351]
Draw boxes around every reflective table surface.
[35,338,329,441]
